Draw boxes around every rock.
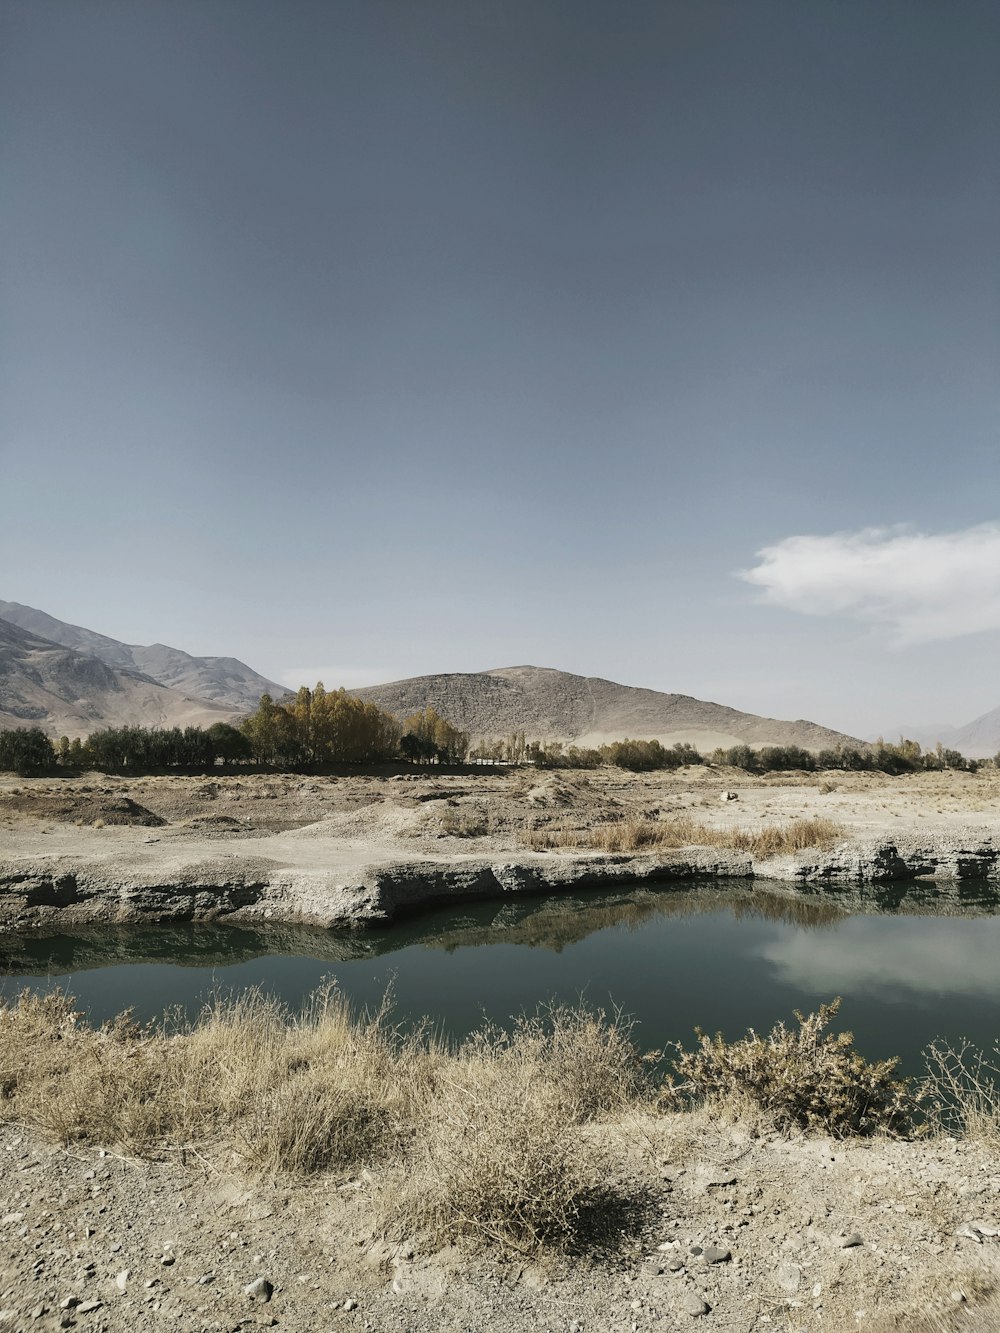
[59,1297,82,1311]
[776,1262,802,1294]
[244,1277,274,1302]
[114,1271,129,1293]
[160,1254,175,1266]
[703,1246,731,1264]
[681,1291,711,1317]
[641,1259,665,1277]
[668,1259,686,1273]
[689,1245,703,1257]
[720,791,739,802]
[343,1298,358,1311]
[840,1232,863,1248]
[31,1307,47,1321]
[77,1301,101,1314]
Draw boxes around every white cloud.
[739,523,1000,644]
[277,666,394,690]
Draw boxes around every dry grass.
[0,984,434,1174]
[526,814,845,856]
[922,1038,1000,1147]
[0,988,650,1255]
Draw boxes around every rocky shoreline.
[2,831,1000,933]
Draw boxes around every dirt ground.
[3,763,1000,887]
[2,1111,1000,1333]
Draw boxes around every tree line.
[0,701,983,778]
[0,692,471,775]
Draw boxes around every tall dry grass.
[0,987,652,1256]
[527,814,844,856]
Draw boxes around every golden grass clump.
[0,984,434,1173]
[381,1005,644,1255]
[528,815,844,856]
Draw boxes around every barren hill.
[0,619,237,737]
[0,601,283,710]
[355,664,860,752]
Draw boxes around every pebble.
[77,1301,101,1314]
[114,1271,129,1293]
[680,1291,711,1317]
[344,1297,358,1311]
[703,1245,731,1264]
[776,1262,802,1294]
[244,1277,274,1302]
[840,1232,863,1248]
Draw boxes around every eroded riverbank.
[3,767,1000,930]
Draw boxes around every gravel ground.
[2,1114,1000,1333]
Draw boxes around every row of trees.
[0,706,982,778]
[0,693,471,774]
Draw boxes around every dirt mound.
[1,790,165,826]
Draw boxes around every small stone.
[114,1271,129,1293]
[198,1273,214,1285]
[160,1254,175,1267]
[667,1259,686,1273]
[776,1262,802,1294]
[60,1297,82,1311]
[840,1232,863,1248]
[952,1291,967,1304]
[689,1245,703,1257]
[704,1246,731,1264]
[31,1307,47,1321]
[681,1291,711,1317]
[343,1298,358,1311]
[244,1277,274,1303]
[77,1301,102,1314]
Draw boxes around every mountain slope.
[354,664,860,752]
[0,619,237,736]
[0,601,283,710]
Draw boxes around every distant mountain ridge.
[355,664,862,752]
[887,708,1000,760]
[0,618,236,736]
[0,601,283,710]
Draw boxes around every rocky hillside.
[355,664,860,751]
[0,618,236,737]
[0,600,283,710]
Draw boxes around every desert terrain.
[3,764,1000,932]
[3,765,1000,1333]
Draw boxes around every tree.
[207,722,253,765]
[402,707,468,764]
[0,728,55,774]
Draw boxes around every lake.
[2,879,999,1077]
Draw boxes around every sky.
[2,0,998,738]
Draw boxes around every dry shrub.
[922,1038,1000,1145]
[673,999,916,1137]
[528,815,844,856]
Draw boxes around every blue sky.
[2,0,998,736]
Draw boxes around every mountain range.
[5,598,996,755]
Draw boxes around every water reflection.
[760,915,1000,1000]
[2,879,1000,1077]
[0,881,840,976]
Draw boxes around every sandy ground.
[3,764,1000,892]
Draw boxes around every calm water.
[3,880,1000,1077]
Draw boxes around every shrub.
[673,999,916,1137]
[922,1038,1000,1145]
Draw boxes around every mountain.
[888,708,1000,760]
[0,601,283,710]
[0,618,237,736]
[354,664,861,752]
